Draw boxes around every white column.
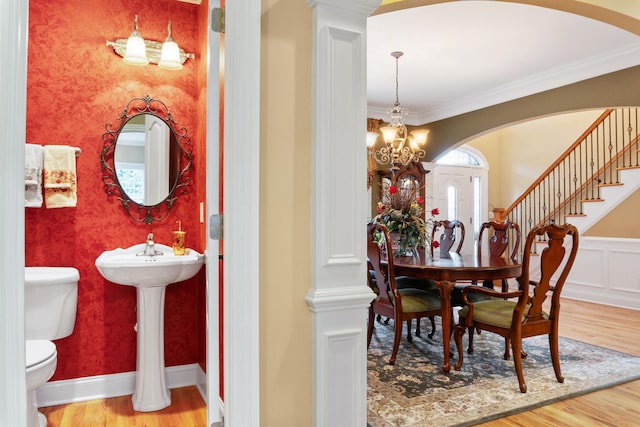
[0,0,28,426]
[304,1,380,425]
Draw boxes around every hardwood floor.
[40,299,639,426]
[478,299,640,427]
[39,386,207,427]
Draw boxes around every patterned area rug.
[367,315,640,427]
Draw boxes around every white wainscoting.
[563,237,640,311]
[36,363,204,408]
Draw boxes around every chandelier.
[367,51,429,171]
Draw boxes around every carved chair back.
[367,222,398,309]
[478,220,521,260]
[430,219,465,257]
[518,223,579,324]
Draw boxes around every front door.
[431,164,487,256]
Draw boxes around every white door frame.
[217,1,261,426]
[205,1,223,425]
[0,1,28,425]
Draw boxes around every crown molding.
[369,42,640,125]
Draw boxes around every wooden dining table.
[393,250,522,373]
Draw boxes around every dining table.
[393,250,522,373]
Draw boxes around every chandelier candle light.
[367,51,429,171]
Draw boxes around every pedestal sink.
[95,240,204,412]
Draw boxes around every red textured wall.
[26,0,206,381]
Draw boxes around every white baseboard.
[196,363,207,400]
[36,363,203,408]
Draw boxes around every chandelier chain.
[395,54,400,107]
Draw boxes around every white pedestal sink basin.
[95,241,204,412]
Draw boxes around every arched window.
[436,148,482,166]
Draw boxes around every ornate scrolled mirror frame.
[101,95,192,224]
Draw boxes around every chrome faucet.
[137,233,163,256]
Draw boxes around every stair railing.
[497,107,640,256]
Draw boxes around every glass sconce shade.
[123,15,149,66]
[159,40,182,70]
[123,36,148,65]
[158,21,183,70]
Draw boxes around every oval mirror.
[101,95,192,224]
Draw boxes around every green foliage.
[373,180,439,257]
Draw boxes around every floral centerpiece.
[374,182,439,257]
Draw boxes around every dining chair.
[450,220,521,302]
[451,220,522,348]
[453,223,579,393]
[395,219,466,339]
[366,222,443,365]
[476,220,521,291]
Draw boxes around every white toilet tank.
[25,267,79,340]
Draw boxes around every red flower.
[432,240,440,248]
[431,208,440,216]
[389,185,397,194]
[416,196,424,205]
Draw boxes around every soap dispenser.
[172,220,186,255]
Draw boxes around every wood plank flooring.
[39,385,207,426]
[478,299,640,427]
[40,298,639,426]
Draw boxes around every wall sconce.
[106,15,195,70]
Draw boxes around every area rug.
[367,316,640,427]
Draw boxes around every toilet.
[25,267,79,427]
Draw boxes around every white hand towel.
[25,144,44,208]
[44,145,77,208]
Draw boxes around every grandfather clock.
[377,162,429,219]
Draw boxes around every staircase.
[563,166,640,234]
[496,108,640,256]
[496,108,640,310]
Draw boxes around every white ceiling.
[367,1,640,125]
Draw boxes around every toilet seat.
[26,340,56,369]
